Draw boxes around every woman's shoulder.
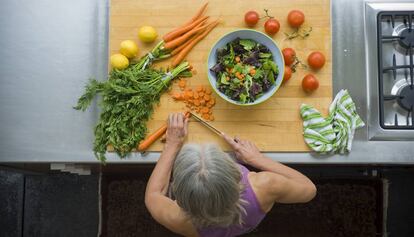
[247,171,285,212]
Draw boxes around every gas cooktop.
[365,2,414,140]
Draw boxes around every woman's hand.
[165,113,188,149]
[221,133,263,164]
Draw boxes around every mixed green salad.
[210,38,279,103]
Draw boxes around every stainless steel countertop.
[0,0,413,164]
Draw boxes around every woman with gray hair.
[145,113,317,237]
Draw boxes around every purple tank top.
[197,164,266,237]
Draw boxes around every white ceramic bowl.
[207,29,285,106]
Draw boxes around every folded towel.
[300,89,365,153]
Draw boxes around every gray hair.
[172,143,246,228]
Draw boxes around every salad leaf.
[269,60,278,74]
[262,77,271,91]
[233,63,243,73]
[242,65,251,75]
[259,53,272,59]
[210,62,224,74]
[253,68,263,80]
[267,71,275,84]
[220,73,230,85]
[249,82,262,97]
[239,39,256,50]
[217,47,228,58]
[239,93,247,103]
[243,50,260,66]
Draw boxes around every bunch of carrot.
[162,2,219,67]
[171,78,216,121]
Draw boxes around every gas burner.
[398,28,414,49]
[378,11,414,129]
[397,85,414,111]
[392,23,414,54]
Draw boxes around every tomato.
[307,51,326,69]
[244,11,260,27]
[282,48,296,66]
[264,18,280,35]
[302,74,319,92]
[287,10,305,28]
[283,66,292,82]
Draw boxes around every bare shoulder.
[247,171,288,212]
[145,194,199,237]
[165,202,199,237]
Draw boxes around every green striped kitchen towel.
[300,89,365,153]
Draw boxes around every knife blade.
[189,111,223,136]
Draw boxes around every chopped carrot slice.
[186,91,193,98]
[205,87,212,95]
[204,94,210,101]
[202,113,209,120]
[193,92,199,99]
[194,100,200,106]
[172,93,182,100]
[200,99,206,105]
[179,79,186,88]
[196,86,203,92]
[199,92,204,97]
[201,107,209,114]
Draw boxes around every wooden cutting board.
[109,0,332,152]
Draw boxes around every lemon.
[110,54,129,70]
[138,26,158,43]
[119,40,139,59]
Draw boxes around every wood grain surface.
[109,0,332,152]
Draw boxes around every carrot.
[200,99,206,105]
[199,91,204,97]
[194,100,200,106]
[171,34,197,56]
[190,2,209,22]
[138,112,191,151]
[196,86,203,92]
[172,20,219,67]
[204,94,211,101]
[209,115,214,121]
[165,21,210,49]
[162,2,209,41]
[164,16,209,42]
[235,56,241,62]
[205,87,212,95]
[193,92,200,99]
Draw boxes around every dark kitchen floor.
[1,165,414,237]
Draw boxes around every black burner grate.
[377,12,414,129]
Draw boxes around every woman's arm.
[222,134,317,206]
[145,113,197,236]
